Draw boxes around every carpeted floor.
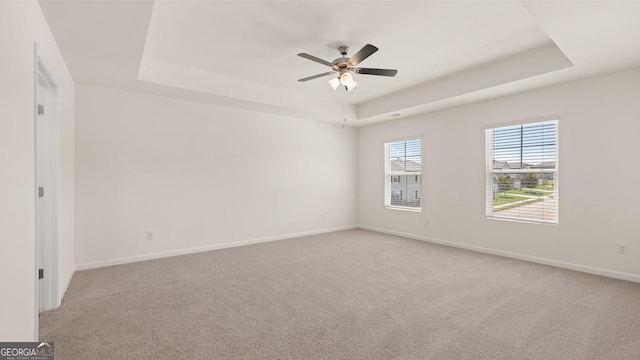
[40,229,640,359]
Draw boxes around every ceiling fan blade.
[297,53,333,67]
[298,71,336,82]
[356,68,398,77]
[347,44,378,66]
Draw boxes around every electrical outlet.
[146,231,154,241]
[617,243,629,255]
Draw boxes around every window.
[385,138,422,210]
[485,120,558,224]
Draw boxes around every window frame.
[485,119,559,225]
[384,137,422,212]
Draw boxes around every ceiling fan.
[297,44,398,91]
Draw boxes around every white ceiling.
[143,1,550,104]
[39,0,640,127]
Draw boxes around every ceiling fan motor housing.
[332,57,351,73]
[333,46,352,73]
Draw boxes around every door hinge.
[38,187,44,198]
[39,269,44,280]
[38,104,44,115]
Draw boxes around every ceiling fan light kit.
[297,44,397,91]
[339,72,358,91]
[328,77,341,90]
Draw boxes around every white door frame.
[34,44,61,338]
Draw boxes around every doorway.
[35,47,60,316]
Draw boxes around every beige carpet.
[40,229,640,359]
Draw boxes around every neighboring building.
[492,160,556,192]
[529,161,556,180]
[389,159,421,207]
[493,161,528,189]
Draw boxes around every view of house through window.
[385,138,422,210]
[485,120,558,223]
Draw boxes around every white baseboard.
[58,269,74,306]
[358,225,640,284]
[75,223,640,283]
[75,225,358,271]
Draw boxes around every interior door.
[36,75,51,313]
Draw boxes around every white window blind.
[485,120,558,224]
[385,139,422,210]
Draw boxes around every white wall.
[74,84,357,267]
[0,1,75,341]
[359,67,640,281]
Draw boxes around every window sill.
[386,206,422,213]
[487,216,558,226]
